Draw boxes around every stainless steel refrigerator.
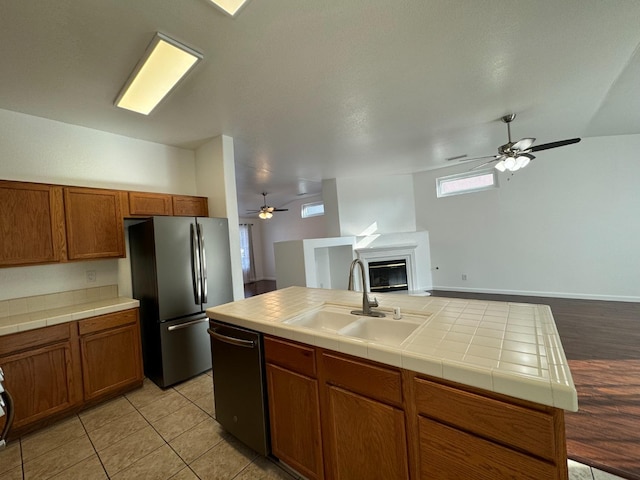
[129,216,233,388]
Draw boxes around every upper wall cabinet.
[0,181,67,267]
[64,187,125,260]
[127,192,173,217]
[172,195,209,217]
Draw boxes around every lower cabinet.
[0,308,143,438]
[264,334,569,480]
[324,385,409,479]
[319,352,410,480]
[79,309,143,402]
[265,337,324,480]
[0,323,82,433]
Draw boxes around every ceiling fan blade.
[470,156,504,171]
[460,154,500,163]
[530,138,581,152]
[512,137,535,152]
[273,208,289,212]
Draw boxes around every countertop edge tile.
[1,297,140,336]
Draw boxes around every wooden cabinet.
[265,337,324,480]
[64,187,125,260]
[127,192,173,216]
[0,180,211,267]
[0,323,82,434]
[262,336,569,480]
[0,308,142,438]
[413,376,568,480]
[0,181,66,267]
[172,195,209,217]
[320,352,410,480]
[78,309,143,403]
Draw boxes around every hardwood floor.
[430,290,640,480]
[244,280,277,298]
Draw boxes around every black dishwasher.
[208,319,270,456]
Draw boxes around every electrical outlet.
[86,270,96,283]
[462,274,467,281]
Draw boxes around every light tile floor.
[0,371,630,480]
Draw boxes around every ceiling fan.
[463,114,581,172]
[247,192,289,219]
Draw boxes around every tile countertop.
[206,286,578,412]
[0,297,140,337]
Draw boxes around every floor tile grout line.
[77,412,110,480]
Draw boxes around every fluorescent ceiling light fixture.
[208,0,251,17]
[115,33,203,115]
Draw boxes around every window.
[301,201,324,218]
[436,170,498,198]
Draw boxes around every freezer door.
[159,315,212,387]
[197,217,234,310]
[153,216,202,321]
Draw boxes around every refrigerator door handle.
[191,223,202,305]
[167,318,208,331]
[197,223,208,303]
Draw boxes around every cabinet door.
[325,385,410,480]
[79,310,143,402]
[64,187,125,259]
[172,195,208,217]
[128,192,173,216]
[0,339,81,431]
[417,416,559,480]
[0,181,66,266]
[266,363,323,480]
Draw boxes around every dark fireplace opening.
[368,259,408,292]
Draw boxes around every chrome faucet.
[347,259,385,317]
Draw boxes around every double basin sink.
[283,303,430,347]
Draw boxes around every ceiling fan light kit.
[248,193,289,220]
[467,113,581,174]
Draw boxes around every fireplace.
[354,231,433,295]
[368,259,408,292]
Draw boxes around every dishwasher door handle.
[208,328,256,348]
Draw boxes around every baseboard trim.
[431,286,640,303]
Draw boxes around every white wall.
[324,174,416,237]
[195,136,244,301]
[413,134,640,301]
[260,195,327,280]
[0,109,197,300]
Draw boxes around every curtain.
[239,224,257,283]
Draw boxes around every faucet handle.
[369,296,379,308]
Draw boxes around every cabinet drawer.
[321,352,402,406]
[414,377,557,461]
[0,323,72,357]
[78,309,138,336]
[265,336,316,378]
[128,192,173,216]
[418,417,558,480]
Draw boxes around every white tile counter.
[0,285,139,336]
[206,286,578,412]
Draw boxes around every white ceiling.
[2,0,640,215]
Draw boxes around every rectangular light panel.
[208,0,251,17]
[115,33,202,115]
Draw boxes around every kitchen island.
[207,286,577,480]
